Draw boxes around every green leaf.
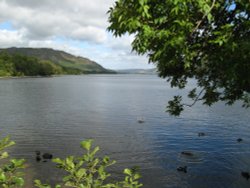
[34,180,51,188]
[90,146,100,157]
[0,152,8,159]
[14,177,24,186]
[139,0,145,6]
[134,173,141,180]
[52,158,62,164]
[0,172,6,181]
[76,168,86,179]
[65,156,75,169]
[80,139,93,151]
[124,168,132,176]
[11,159,25,167]
[207,13,213,22]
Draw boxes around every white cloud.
[71,26,107,43]
[0,0,154,70]
[107,34,135,51]
[0,29,26,47]
[0,0,111,41]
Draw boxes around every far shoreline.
[0,72,118,80]
[0,75,58,80]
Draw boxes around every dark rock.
[42,153,53,160]
[181,151,194,156]
[177,166,187,173]
[35,151,41,155]
[241,172,250,180]
[237,138,243,142]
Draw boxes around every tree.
[38,60,56,76]
[108,0,250,115]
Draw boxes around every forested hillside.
[0,48,115,76]
[0,52,63,76]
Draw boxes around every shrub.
[0,136,25,187]
[0,135,142,188]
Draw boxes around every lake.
[0,75,249,188]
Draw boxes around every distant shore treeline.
[0,52,65,77]
[0,47,115,77]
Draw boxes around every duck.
[137,117,145,124]
[241,172,250,180]
[137,119,145,124]
[35,151,41,162]
[177,166,187,173]
[198,132,205,137]
[181,151,194,156]
[237,138,243,142]
[36,155,41,162]
[42,153,53,160]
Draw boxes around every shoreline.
[0,73,117,80]
[0,75,61,80]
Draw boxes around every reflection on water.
[0,75,250,188]
[178,151,204,163]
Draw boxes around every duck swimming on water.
[198,132,205,137]
[36,155,41,162]
[181,151,194,156]
[177,166,187,173]
[241,172,250,180]
[42,153,53,160]
[237,138,243,142]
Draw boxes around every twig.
[183,88,205,107]
[191,0,216,35]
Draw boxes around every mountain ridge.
[0,47,114,74]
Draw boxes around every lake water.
[0,75,249,188]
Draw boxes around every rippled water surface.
[0,75,250,188]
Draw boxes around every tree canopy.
[108,0,250,115]
[0,52,63,77]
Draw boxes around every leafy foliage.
[0,52,63,77]
[0,135,25,188]
[0,135,142,188]
[108,0,250,115]
[35,139,143,188]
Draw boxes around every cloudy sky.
[0,0,155,70]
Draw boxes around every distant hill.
[0,47,115,74]
[116,68,157,74]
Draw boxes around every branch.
[191,0,216,35]
[183,88,205,107]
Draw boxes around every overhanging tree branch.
[191,0,216,35]
[183,88,205,107]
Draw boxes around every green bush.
[0,136,25,187]
[0,135,142,188]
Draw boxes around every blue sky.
[0,0,155,70]
[0,21,14,30]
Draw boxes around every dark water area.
[0,75,249,188]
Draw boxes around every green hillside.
[0,47,114,75]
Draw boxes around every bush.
[0,135,142,188]
[0,136,25,187]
